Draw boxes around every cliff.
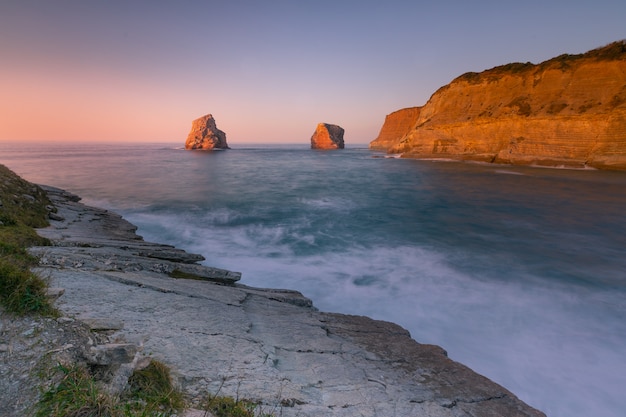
[311,123,345,149]
[370,41,626,169]
[369,107,421,151]
[185,114,230,150]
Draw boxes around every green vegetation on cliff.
[455,40,626,83]
[36,360,185,417]
[0,164,55,315]
[37,359,275,417]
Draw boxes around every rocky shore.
[4,185,546,416]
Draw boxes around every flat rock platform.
[28,185,545,417]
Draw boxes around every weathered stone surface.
[24,186,545,417]
[370,41,626,170]
[311,123,345,149]
[185,114,230,150]
[0,308,102,417]
[45,287,65,299]
[32,185,241,283]
[370,107,421,151]
[48,212,64,221]
[81,318,125,331]
[87,343,138,366]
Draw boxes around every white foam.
[494,169,526,176]
[126,212,626,417]
[298,197,358,211]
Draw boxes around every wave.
[298,196,359,211]
[494,169,526,176]
[123,207,626,417]
[8,141,624,417]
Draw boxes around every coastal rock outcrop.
[311,123,345,149]
[32,186,241,283]
[370,41,626,169]
[185,114,230,150]
[18,185,546,417]
[370,107,421,151]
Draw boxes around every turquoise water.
[2,141,626,417]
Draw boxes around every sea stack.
[185,114,230,150]
[311,123,345,149]
[370,41,626,170]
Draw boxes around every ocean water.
[2,141,625,417]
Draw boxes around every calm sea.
[2,141,625,417]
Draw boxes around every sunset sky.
[1,1,625,145]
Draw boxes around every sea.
[1,141,625,417]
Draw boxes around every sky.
[1,0,625,145]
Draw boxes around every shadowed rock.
[311,123,345,149]
[87,343,138,366]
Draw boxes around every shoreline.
[15,183,547,416]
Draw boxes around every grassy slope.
[0,164,55,315]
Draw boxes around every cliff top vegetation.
[454,40,626,84]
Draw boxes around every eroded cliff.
[370,41,626,169]
[369,107,421,151]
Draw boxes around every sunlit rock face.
[185,114,230,150]
[370,41,626,170]
[370,107,421,151]
[311,123,345,149]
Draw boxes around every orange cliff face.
[370,107,421,151]
[370,41,626,170]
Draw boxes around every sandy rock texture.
[0,310,101,417]
[369,107,421,152]
[185,114,230,150]
[311,123,345,149]
[18,186,546,417]
[370,41,626,169]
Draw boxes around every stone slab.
[28,185,545,417]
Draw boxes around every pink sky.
[1,1,625,145]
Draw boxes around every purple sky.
[1,0,624,144]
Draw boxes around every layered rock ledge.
[23,187,545,417]
[370,41,626,169]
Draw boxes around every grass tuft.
[0,259,54,315]
[125,360,185,414]
[37,360,186,417]
[36,364,117,417]
[203,395,258,417]
[168,269,205,280]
